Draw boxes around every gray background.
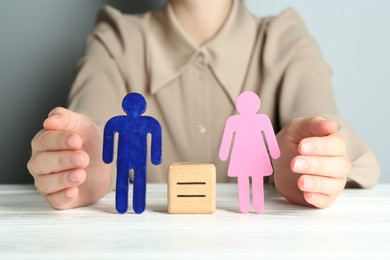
[0,0,389,184]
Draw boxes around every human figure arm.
[102,119,116,164]
[219,117,235,161]
[149,118,162,166]
[262,115,280,160]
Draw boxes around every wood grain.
[168,163,216,214]
[0,184,389,259]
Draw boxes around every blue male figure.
[103,93,162,214]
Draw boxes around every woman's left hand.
[273,117,351,208]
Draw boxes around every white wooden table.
[1,184,389,259]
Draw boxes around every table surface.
[1,184,389,259]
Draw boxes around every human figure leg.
[252,175,264,213]
[116,160,130,214]
[132,166,146,214]
[238,176,250,213]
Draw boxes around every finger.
[303,192,335,209]
[46,187,80,210]
[31,130,82,152]
[28,150,89,175]
[289,117,338,140]
[298,134,346,156]
[291,155,350,179]
[297,174,346,196]
[43,107,89,133]
[34,169,86,194]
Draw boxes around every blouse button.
[197,53,206,65]
[197,124,207,134]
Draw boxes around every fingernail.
[67,136,80,148]
[69,171,80,183]
[44,114,59,124]
[301,142,313,154]
[309,193,317,201]
[304,177,315,189]
[72,153,84,166]
[294,158,309,172]
[65,189,73,198]
[46,114,60,122]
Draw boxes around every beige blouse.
[68,0,380,187]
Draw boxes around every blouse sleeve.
[264,9,380,188]
[67,6,134,191]
[67,6,132,129]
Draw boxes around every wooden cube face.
[168,163,216,214]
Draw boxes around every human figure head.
[235,91,261,115]
[122,93,147,117]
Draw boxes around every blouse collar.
[148,0,258,103]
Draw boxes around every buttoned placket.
[195,51,208,133]
[193,50,211,159]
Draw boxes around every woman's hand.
[27,107,112,209]
[273,117,351,208]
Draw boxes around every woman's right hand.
[27,107,112,209]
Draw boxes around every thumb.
[289,116,338,139]
[43,107,90,133]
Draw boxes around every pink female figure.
[219,91,280,213]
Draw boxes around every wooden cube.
[168,163,216,214]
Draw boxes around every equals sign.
[176,182,206,197]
